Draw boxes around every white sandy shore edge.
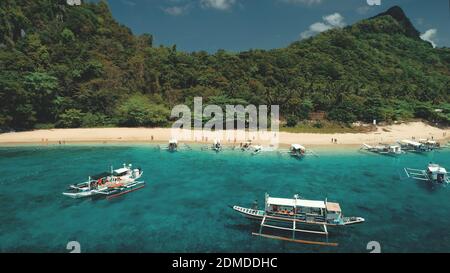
[0,122,448,147]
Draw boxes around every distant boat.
[404,163,449,185]
[63,164,144,199]
[361,143,403,156]
[290,144,306,158]
[239,140,263,155]
[241,141,252,151]
[418,139,441,150]
[233,193,364,246]
[251,145,263,155]
[288,144,318,158]
[159,140,191,152]
[398,140,430,153]
[212,139,222,152]
[168,139,178,152]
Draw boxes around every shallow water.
[0,144,449,253]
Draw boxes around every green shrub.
[34,123,55,129]
[286,115,298,127]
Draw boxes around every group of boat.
[61,136,447,247]
[361,139,443,156]
[166,139,317,159]
[360,139,449,186]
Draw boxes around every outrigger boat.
[63,164,144,199]
[251,145,263,155]
[212,139,222,152]
[233,193,364,246]
[361,143,403,156]
[288,144,318,158]
[404,163,449,185]
[241,141,252,151]
[290,144,306,158]
[159,140,191,152]
[201,139,224,152]
[418,139,441,150]
[168,139,178,152]
[398,140,430,153]
[239,141,262,154]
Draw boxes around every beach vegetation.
[0,2,449,131]
[116,94,171,127]
[286,115,298,127]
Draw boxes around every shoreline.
[0,140,365,151]
[0,122,448,147]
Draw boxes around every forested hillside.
[1,1,449,130]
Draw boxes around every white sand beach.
[0,122,448,147]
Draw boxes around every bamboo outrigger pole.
[252,233,338,247]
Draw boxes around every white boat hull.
[233,205,365,226]
[62,191,96,199]
[63,167,144,199]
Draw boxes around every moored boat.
[405,163,449,185]
[251,145,263,155]
[233,193,364,246]
[63,164,144,199]
[168,139,178,152]
[418,139,441,150]
[361,143,403,156]
[241,141,252,151]
[212,139,222,152]
[290,144,306,158]
[398,140,430,153]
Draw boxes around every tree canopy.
[0,1,449,131]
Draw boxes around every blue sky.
[101,0,450,52]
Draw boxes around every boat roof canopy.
[91,172,110,180]
[326,202,341,212]
[428,164,447,174]
[113,167,129,174]
[291,144,306,151]
[267,197,326,209]
[401,140,422,147]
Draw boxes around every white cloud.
[200,0,236,10]
[309,22,332,33]
[163,5,189,16]
[323,13,345,27]
[420,29,438,48]
[301,12,345,39]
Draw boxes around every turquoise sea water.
[0,144,449,253]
